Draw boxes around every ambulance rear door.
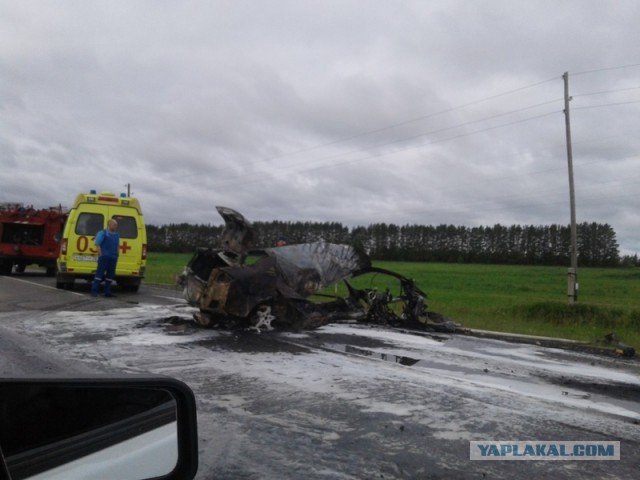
[109,206,144,277]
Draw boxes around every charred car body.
[178,207,455,332]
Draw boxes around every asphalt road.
[1,271,640,479]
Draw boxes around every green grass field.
[146,253,640,349]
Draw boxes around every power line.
[206,110,560,190]
[572,100,640,110]
[160,103,636,215]
[166,73,638,184]
[571,63,640,76]
[158,68,639,199]
[242,76,560,163]
[163,76,560,181]
[264,98,562,174]
[301,111,560,174]
[191,101,562,190]
[194,83,638,187]
[572,85,640,98]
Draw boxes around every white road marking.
[5,276,85,296]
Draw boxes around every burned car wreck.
[177,207,456,332]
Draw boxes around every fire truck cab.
[0,204,67,276]
[56,191,147,292]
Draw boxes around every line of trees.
[147,221,633,267]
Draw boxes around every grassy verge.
[403,262,640,350]
[146,253,640,349]
[145,253,192,285]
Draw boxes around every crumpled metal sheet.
[216,206,254,258]
[264,241,370,298]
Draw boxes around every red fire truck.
[0,204,68,276]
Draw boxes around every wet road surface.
[1,272,639,479]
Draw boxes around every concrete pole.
[563,72,578,304]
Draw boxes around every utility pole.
[125,183,131,197]
[563,72,578,304]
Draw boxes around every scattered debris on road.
[600,332,636,358]
[177,206,458,333]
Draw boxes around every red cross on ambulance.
[119,241,132,255]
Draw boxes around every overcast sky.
[1,1,639,254]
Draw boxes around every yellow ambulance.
[56,191,147,292]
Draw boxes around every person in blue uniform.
[91,219,120,297]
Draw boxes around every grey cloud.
[1,0,638,255]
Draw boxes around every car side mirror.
[0,375,198,480]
